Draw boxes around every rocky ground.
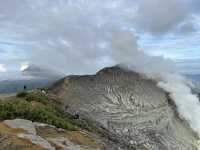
[0,119,105,150]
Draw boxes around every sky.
[0,0,200,79]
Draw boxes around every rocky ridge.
[51,66,199,150]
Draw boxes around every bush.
[17,91,50,105]
[0,93,77,130]
[25,92,49,104]
[16,91,29,97]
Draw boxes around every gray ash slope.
[51,66,198,150]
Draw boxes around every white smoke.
[158,74,200,135]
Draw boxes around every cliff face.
[52,66,198,150]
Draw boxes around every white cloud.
[0,64,7,72]
[135,0,188,34]
[0,0,199,76]
[0,0,137,75]
[20,62,29,72]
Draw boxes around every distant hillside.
[0,64,65,93]
[0,79,54,93]
[186,74,200,81]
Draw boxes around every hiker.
[65,105,69,111]
[74,112,80,119]
[23,85,27,90]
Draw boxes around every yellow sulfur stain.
[0,122,25,135]
[0,122,45,150]
[66,131,101,148]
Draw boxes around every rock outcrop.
[0,119,106,150]
[51,66,199,150]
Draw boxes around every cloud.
[0,0,138,75]
[111,31,175,78]
[135,0,188,34]
[0,0,199,77]
[0,64,7,72]
[20,62,29,72]
[177,21,196,34]
[187,0,200,13]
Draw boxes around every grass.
[0,91,77,130]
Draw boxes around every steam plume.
[111,31,200,145]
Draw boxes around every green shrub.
[0,94,76,130]
[16,91,29,97]
[25,92,49,104]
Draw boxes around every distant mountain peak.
[21,64,64,80]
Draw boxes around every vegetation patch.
[17,91,49,105]
[16,91,29,98]
[0,91,77,131]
